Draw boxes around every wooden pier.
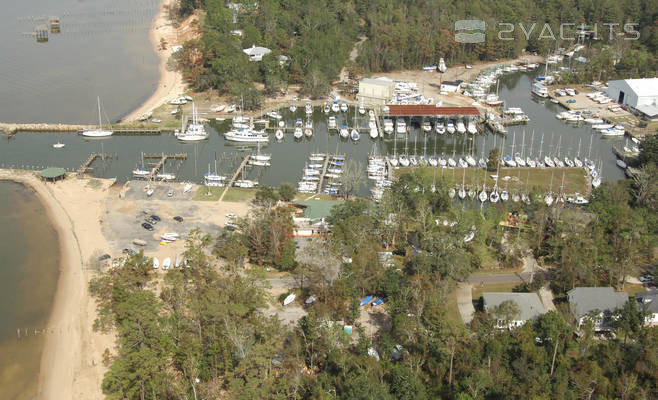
[219,154,251,201]
[316,154,331,194]
[143,153,187,177]
[78,152,112,173]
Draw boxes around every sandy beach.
[0,170,114,400]
[121,0,187,123]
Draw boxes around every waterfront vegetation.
[174,0,657,105]
[90,142,657,399]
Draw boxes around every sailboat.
[205,158,226,186]
[458,169,467,199]
[249,141,272,166]
[176,102,208,141]
[81,97,113,137]
[52,142,65,149]
[132,152,150,177]
[304,119,313,137]
[545,171,554,206]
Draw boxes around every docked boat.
[531,82,549,98]
[504,155,517,167]
[275,129,284,140]
[479,189,488,202]
[339,125,349,138]
[456,119,466,134]
[133,153,150,177]
[358,103,366,115]
[234,179,258,188]
[81,97,113,137]
[350,129,360,141]
[224,127,269,142]
[323,103,330,113]
[340,101,348,112]
[467,120,477,134]
[435,120,445,134]
[398,155,410,167]
[383,119,394,134]
[501,190,509,201]
[162,257,171,270]
[396,119,407,134]
[370,127,378,139]
[294,127,303,139]
[290,104,297,112]
[422,121,432,132]
[176,103,208,141]
[514,154,526,167]
[304,119,313,137]
[465,155,477,167]
[544,156,555,168]
[331,100,340,113]
[616,159,627,169]
[266,111,282,120]
[328,116,337,129]
[305,101,312,115]
[490,189,500,203]
[446,121,455,134]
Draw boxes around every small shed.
[357,78,394,105]
[39,167,66,182]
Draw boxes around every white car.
[639,275,654,283]
[225,213,237,219]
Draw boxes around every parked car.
[149,215,161,222]
[98,254,111,261]
[142,222,154,231]
[173,216,184,222]
[122,248,136,255]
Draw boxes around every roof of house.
[243,45,271,56]
[636,290,658,313]
[608,78,658,98]
[387,105,480,116]
[360,78,394,87]
[294,200,344,221]
[39,167,66,179]
[636,104,658,117]
[567,287,628,318]
[483,292,547,321]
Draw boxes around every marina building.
[357,78,395,105]
[604,78,658,119]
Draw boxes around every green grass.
[397,166,589,195]
[471,282,518,301]
[623,284,647,297]
[445,289,464,326]
[222,187,256,202]
[192,186,223,201]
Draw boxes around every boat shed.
[39,167,66,182]
[387,105,480,118]
[604,78,658,113]
[357,78,395,105]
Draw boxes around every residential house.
[243,45,272,62]
[292,200,343,236]
[567,287,628,331]
[483,292,547,329]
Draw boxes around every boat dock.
[316,154,332,194]
[78,152,113,174]
[143,153,187,178]
[219,154,251,201]
[0,122,172,136]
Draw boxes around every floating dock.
[143,153,187,178]
[316,154,331,194]
[78,152,113,174]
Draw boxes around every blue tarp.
[360,295,374,306]
[372,297,387,306]
[344,325,353,335]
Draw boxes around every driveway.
[456,283,475,326]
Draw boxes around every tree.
[278,182,296,202]
[491,300,521,327]
[637,134,658,166]
[631,163,657,211]
[255,185,280,206]
[277,238,297,271]
[300,69,330,99]
[486,148,500,171]
[338,160,365,199]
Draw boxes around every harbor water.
[0,0,159,123]
[0,182,60,400]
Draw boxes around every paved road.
[468,271,548,285]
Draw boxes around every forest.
[90,137,657,399]
[173,0,657,104]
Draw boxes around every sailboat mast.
[97,96,102,129]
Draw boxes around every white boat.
[544,193,554,206]
[275,129,284,140]
[266,111,282,119]
[305,102,313,115]
[544,156,555,168]
[153,257,159,269]
[283,293,296,306]
[162,257,171,270]
[490,189,500,203]
[479,189,488,202]
[438,58,447,73]
[574,156,583,168]
[448,188,456,198]
[446,121,455,134]
[234,179,258,188]
[351,129,360,141]
[388,157,398,167]
[422,121,432,132]
[512,193,520,202]
[504,155,517,167]
[447,157,456,168]
[464,231,475,243]
[339,125,349,138]
[146,188,154,197]
[183,183,193,193]
[370,127,378,139]
[515,154,526,167]
[294,127,303,139]
[601,127,624,137]
[331,100,340,113]
[176,103,208,141]
[52,142,65,149]
[323,103,330,113]
[456,119,466,134]
[224,128,269,142]
[467,120,477,134]
[616,159,627,169]
[157,173,176,181]
[435,120,445,134]
[592,176,601,188]
[428,156,438,167]
[396,119,407,134]
[290,104,297,112]
[465,155,476,167]
[81,97,113,137]
[328,116,337,129]
[592,123,614,130]
[340,101,348,112]
[458,158,468,168]
[383,119,394,133]
[438,156,447,167]
[526,157,536,168]
[531,82,549,98]
[358,104,366,115]
[278,120,285,128]
[398,155,410,167]
[500,190,509,201]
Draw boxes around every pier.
[220,154,251,201]
[316,154,331,194]
[143,153,187,178]
[78,152,113,174]
[0,122,171,136]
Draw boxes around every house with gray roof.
[636,289,658,326]
[567,287,628,331]
[483,292,547,329]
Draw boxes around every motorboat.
[359,104,366,115]
[275,129,284,140]
[340,101,348,112]
[339,125,349,138]
[224,127,269,142]
[294,127,303,139]
[52,142,65,149]
[398,155,410,167]
[383,119,394,134]
[422,121,432,132]
[456,119,466,134]
[290,104,297,112]
[616,159,627,169]
[446,121,455,134]
[305,101,312,115]
[467,120,477,134]
[531,82,549,98]
[435,120,445,134]
[81,97,113,137]
[396,119,407,134]
[266,111,282,120]
[328,116,337,129]
[331,100,340,113]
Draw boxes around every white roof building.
[604,78,658,117]
[243,45,272,62]
[357,78,394,105]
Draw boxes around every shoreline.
[0,170,114,399]
[121,0,186,123]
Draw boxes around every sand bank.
[121,0,187,123]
